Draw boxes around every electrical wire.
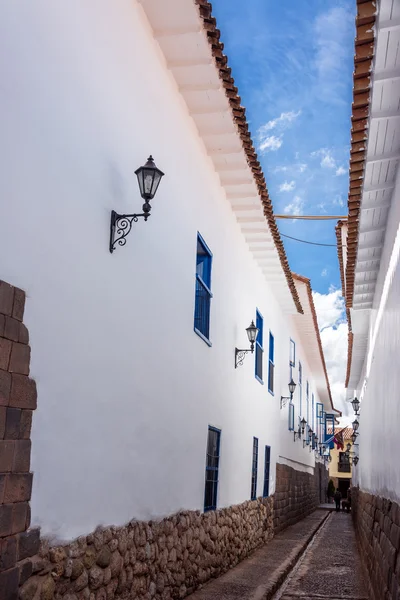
[280,233,337,247]
[275,215,348,220]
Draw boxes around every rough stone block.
[4,318,19,343]
[12,288,25,322]
[0,316,4,338]
[19,410,32,440]
[0,474,5,504]
[4,473,33,503]
[4,408,21,440]
[18,558,33,586]
[0,406,5,438]
[0,369,11,406]
[18,528,40,561]
[0,535,17,572]
[12,440,31,472]
[18,323,29,345]
[0,282,14,317]
[0,504,13,537]
[0,338,12,371]
[0,440,15,472]
[8,343,30,375]
[390,523,400,550]
[11,502,28,535]
[0,566,19,600]
[9,375,37,410]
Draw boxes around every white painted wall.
[0,0,325,540]
[352,166,400,502]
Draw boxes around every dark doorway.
[338,478,351,497]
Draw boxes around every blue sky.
[212,0,356,295]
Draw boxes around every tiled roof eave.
[195,0,303,314]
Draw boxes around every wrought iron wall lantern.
[109,156,164,253]
[351,396,360,415]
[353,455,359,466]
[280,378,296,408]
[351,432,358,444]
[303,428,313,448]
[352,418,359,432]
[235,321,259,368]
[293,417,307,442]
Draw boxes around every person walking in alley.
[334,489,342,512]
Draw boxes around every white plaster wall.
[0,0,322,540]
[353,166,400,501]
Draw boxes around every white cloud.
[333,194,345,207]
[261,110,301,132]
[314,6,354,105]
[283,195,304,216]
[273,165,288,173]
[298,163,307,173]
[313,289,348,417]
[336,165,346,176]
[257,110,301,153]
[259,135,283,152]
[321,268,328,277]
[311,148,336,169]
[279,180,296,192]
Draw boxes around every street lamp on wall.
[351,432,358,444]
[352,418,359,432]
[293,417,307,442]
[235,321,259,368]
[351,397,360,415]
[353,455,359,466]
[109,156,164,253]
[280,378,296,408]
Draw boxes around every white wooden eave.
[348,0,400,392]
[138,0,297,314]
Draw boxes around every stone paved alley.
[188,509,368,600]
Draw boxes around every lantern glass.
[352,418,359,431]
[288,378,296,395]
[246,321,259,344]
[135,156,164,201]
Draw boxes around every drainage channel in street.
[271,511,333,600]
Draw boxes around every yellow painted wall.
[328,443,353,479]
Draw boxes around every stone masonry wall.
[0,281,39,600]
[20,497,273,600]
[352,487,400,600]
[274,462,325,533]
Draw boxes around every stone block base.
[274,462,327,533]
[19,497,273,600]
[352,487,400,600]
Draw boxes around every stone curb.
[259,511,331,600]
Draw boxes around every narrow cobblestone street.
[188,509,368,600]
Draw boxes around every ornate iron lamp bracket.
[235,348,251,368]
[109,210,150,253]
[280,396,291,409]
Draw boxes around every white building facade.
[340,1,400,598]
[0,1,336,598]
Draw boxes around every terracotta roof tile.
[195,0,303,314]
[341,0,377,388]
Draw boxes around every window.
[306,381,310,441]
[263,446,271,497]
[251,437,259,500]
[255,310,263,383]
[204,426,221,511]
[268,332,274,394]
[194,234,213,344]
[298,362,302,416]
[288,402,294,431]
[290,339,296,367]
[312,393,315,431]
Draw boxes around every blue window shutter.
[263,446,271,497]
[298,362,302,416]
[268,332,274,393]
[288,403,294,431]
[204,426,221,511]
[251,437,259,500]
[194,234,213,343]
[255,310,264,382]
